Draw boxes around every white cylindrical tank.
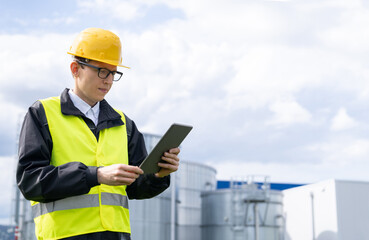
[19,197,36,240]
[177,161,217,240]
[129,184,175,240]
[129,133,174,240]
[201,185,285,240]
[130,161,217,240]
[142,133,161,153]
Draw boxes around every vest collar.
[60,88,124,127]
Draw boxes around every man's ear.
[70,61,79,77]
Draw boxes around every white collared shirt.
[68,89,100,126]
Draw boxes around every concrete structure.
[283,179,369,240]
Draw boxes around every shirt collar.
[68,89,100,117]
[60,88,124,128]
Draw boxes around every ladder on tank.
[230,175,271,240]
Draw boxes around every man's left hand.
[155,148,180,178]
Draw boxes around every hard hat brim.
[67,52,130,69]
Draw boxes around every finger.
[111,167,141,180]
[158,162,179,171]
[121,171,141,179]
[163,152,180,161]
[108,171,137,184]
[118,165,144,175]
[159,157,180,168]
[114,177,137,186]
[161,156,179,166]
[169,148,180,155]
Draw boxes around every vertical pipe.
[310,192,315,240]
[21,195,28,240]
[14,115,21,240]
[170,172,176,240]
[254,203,259,240]
[14,189,19,226]
[14,187,20,240]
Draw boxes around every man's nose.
[103,73,114,83]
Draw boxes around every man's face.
[73,60,116,106]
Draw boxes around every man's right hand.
[97,164,144,186]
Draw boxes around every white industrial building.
[283,179,369,240]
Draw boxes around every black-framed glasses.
[76,60,123,81]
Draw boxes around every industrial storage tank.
[132,133,218,240]
[130,161,217,240]
[142,132,161,153]
[129,132,178,240]
[177,161,217,240]
[129,176,176,240]
[15,195,35,240]
[201,178,285,240]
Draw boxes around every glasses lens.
[98,69,110,79]
[113,72,123,81]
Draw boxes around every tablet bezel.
[139,123,193,174]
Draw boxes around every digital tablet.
[139,123,193,174]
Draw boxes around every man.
[16,28,180,240]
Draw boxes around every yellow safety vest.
[31,97,130,240]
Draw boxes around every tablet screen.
[139,123,193,174]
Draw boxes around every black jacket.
[17,88,170,203]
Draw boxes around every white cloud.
[318,4,369,53]
[0,97,26,154]
[108,28,233,131]
[0,33,73,98]
[330,108,357,131]
[211,154,369,184]
[306,137,369,166]
[77,0,143,21]
[267,100,312,127]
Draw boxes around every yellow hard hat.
[67,27,130,68]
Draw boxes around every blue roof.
[216,180,304,191]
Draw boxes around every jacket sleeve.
[125,117,170,200]
[16,101,99,203]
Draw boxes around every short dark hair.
[73,56,90,63]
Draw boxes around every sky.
[2,0,369,224]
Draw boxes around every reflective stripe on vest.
[32,193,129,219]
